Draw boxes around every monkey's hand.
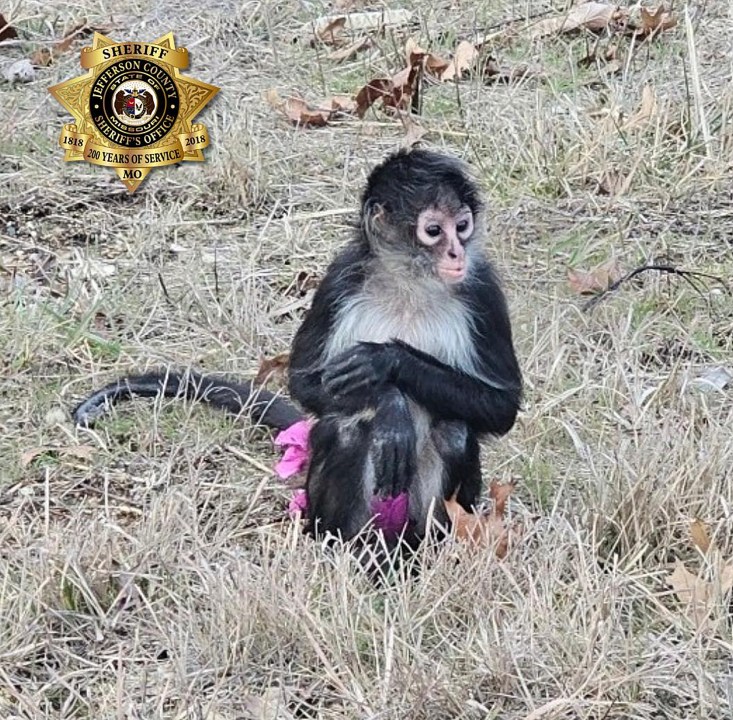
[370,388,417,497]
[321,342,399,403]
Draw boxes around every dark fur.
[72,370,302,431]
[288,149,522,545]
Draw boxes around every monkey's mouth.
[439,267,466,283]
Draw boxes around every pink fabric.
[288,489,309,517]
[274,420,410,536]
[370,492,410,536]
[273,420,312,479]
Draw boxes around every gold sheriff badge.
[49,32,219,192]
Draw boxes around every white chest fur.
[325,276,478,373]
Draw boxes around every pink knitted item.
[274,420,410,535]
[273,420,312,479]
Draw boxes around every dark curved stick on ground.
[583,263,728,312]
[72,370,304,430]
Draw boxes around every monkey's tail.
[72,369,304,431]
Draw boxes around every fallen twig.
[582,263,727,311]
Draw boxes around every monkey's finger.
[321,361,367,389]
[374,439,414,497]
[374,443,398,496]
[391,445,413,496]
[325,369,375,398]
[399,450,417,494]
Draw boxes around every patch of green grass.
[522,457,557,512]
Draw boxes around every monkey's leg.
[432,420,482,511]
[304,412,374,540]
[306,389,417,542]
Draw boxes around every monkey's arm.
[322,266,521,435]
[288,243,368,416]
[391,269,521,435]
[390,342,520,435]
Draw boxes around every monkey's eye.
[425,225,442,238]
[456,220,469,233]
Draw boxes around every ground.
[2,0,733,718]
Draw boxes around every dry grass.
[2,0,733,717]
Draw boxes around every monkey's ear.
[363,198,387,238]
[364,198,386,220]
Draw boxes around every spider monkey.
[73,149,522,547]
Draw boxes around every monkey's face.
[415,205,475,285]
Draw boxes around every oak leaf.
[567,261,621,295]
[355,62,421,117]
[440,40,478,81]
[638,5,676,36]
[402,117,427,148]
[624,85,657,130]
[690,519,711,555]
[0,13,18,42]
[668,560,733,627]
[266,89,355,127]
[254,352,290,387]
[531,3,626,38]
[405,38,450,79]
[315,16,347,46]
[445,480,519,558]
[30,20,108,66]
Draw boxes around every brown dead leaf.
[21,445,94,468]
[315,16,347,45]
[243,686,295,720]
[0,13,18,42]
[354,78,391,117]
[266,89,355,127]
[310,9,413,41]
[489,480,514,517]
[638,5,676,37]
[402,117,427,147]
[328,36,371,61]
[624,84,657,130]
[405,38,450,79]
[355,62,420,117]
[254,353,290,387]
[387,65,419,108]
[567,261,621,295]
[690,519,712,555]
[30,20,108,66]
[283,97,331,126]
[668,559,733,627]
[329,94,357,114]
[445,481,519,557]
[440,40,479,82]
[531,2,626,38]
[30,48,53,67]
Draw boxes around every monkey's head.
[361,149,483,285]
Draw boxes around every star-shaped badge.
[49,32,219,192]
